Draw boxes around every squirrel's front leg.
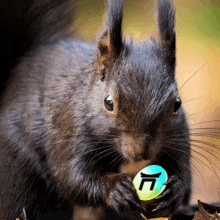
[71,173,146,220]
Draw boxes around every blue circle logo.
[133,165,168,201]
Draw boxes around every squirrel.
[0,0,191,219]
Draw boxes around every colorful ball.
[133,165,168,201]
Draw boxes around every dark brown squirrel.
[0,0,191,219]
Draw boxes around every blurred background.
[76,0,220,204]
[1,0,220,206]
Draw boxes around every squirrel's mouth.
[119,159,151,175]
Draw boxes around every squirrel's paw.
[106,174,145,219]
[150,175,185,216]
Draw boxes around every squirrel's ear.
[157,0,176,69]
[97,0,123,70]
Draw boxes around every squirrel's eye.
[173,95,181,113]
[104,95,113,111]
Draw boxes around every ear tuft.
[97,0,124,70]
[157,0,176,68]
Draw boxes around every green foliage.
[193,5,220,41]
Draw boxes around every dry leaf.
[193,200,220,220]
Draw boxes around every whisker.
[190,143,217,160]
[190,158,205,177]
[179,62,208,91]
[192,153,220,187]
[191,127,220,131]
[88,148,113,163]
[164,141,220,177]
[55,138,115,145]
[169,139,215,154]
[120,157,128,172]
[183,97,202,104]
[109,153,123,168]
[191,156,210,190]
[190,144,220,173]
[191,143,215,154]
[208,158,220,183]
[190,139,220,152]
[191,120,220,127]
[78,145,111,158]
[164,143,190,157]
[190,133,220,140]
[93,149,118,164]
[164,132,189,139]
[160,148,185,178]
[165,131,220,142]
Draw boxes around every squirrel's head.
[86,0,188,163]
